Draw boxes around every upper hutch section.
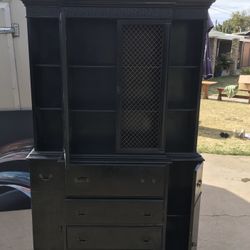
[23,0,214,157]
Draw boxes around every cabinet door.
[189,163,203,250]
[31,160,65,250]
[116,20,170,153]
[189,196,201,250]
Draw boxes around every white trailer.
[0,0,32,146]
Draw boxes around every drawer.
[193,163,203,203]
[31,160,64,193]
[65,164,167,198]
[67,226,162,250]
[65,199,164,225]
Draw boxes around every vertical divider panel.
[26,18,39,150]
[193,20,208,152]
[59,10,70,165]
[160,23,171,250]
[115,20,123,153]
[160,23,171,155]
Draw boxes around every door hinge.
[0,23,19,37]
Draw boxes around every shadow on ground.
[208,95,250,105]
[199,126,233,139]
[199,184,250,250]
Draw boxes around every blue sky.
[209,0,250,24]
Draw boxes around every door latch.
[0,23,19,37]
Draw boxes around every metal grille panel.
[119,24,165,150]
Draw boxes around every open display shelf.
[28,18,63,151]
[22,0,215,249]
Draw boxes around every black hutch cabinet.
[21,0,214,249]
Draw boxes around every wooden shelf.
[167,108,196,112]
[69,65,116,69]
[71,109,116,113]
[168,65,199,69]
[122,65,161,68]
[34,64,60,68]
[38,107,62,111]
[123,110,159,113]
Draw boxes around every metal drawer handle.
[75,176,89,183]
[143,238,151,243]
[38,174,53,182]
[78,237,87,243]
[78,211,87,216]
[144,212,152,217]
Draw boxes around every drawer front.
[65,199,164,225]
[31,160,64,193]
[194,163,203,203]
[67,226,162,250]
[65,164,167,198]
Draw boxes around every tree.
[215,10,250,34]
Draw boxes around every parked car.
[0,140,32,211]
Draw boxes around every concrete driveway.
[199,154,250,250]
[0,153,249,250]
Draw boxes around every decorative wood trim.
[21,0,215,8]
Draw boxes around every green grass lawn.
[198,98,250,156]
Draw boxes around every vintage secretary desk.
[21,0,214,249]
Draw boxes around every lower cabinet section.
[30,157,203,250]
[66,226,163,250]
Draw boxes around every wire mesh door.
[117,21,169,153]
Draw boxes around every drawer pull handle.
[78,237,87,243]
[144,212,152,217]
[75,176,89,183]
[197,180,202,187]
[78,211,87,216]
[38,174,53,182]
[143,239,151,243]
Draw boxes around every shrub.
[240,67,250,75]
[216,53,234,70]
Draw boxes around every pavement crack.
[201,214,250,218]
